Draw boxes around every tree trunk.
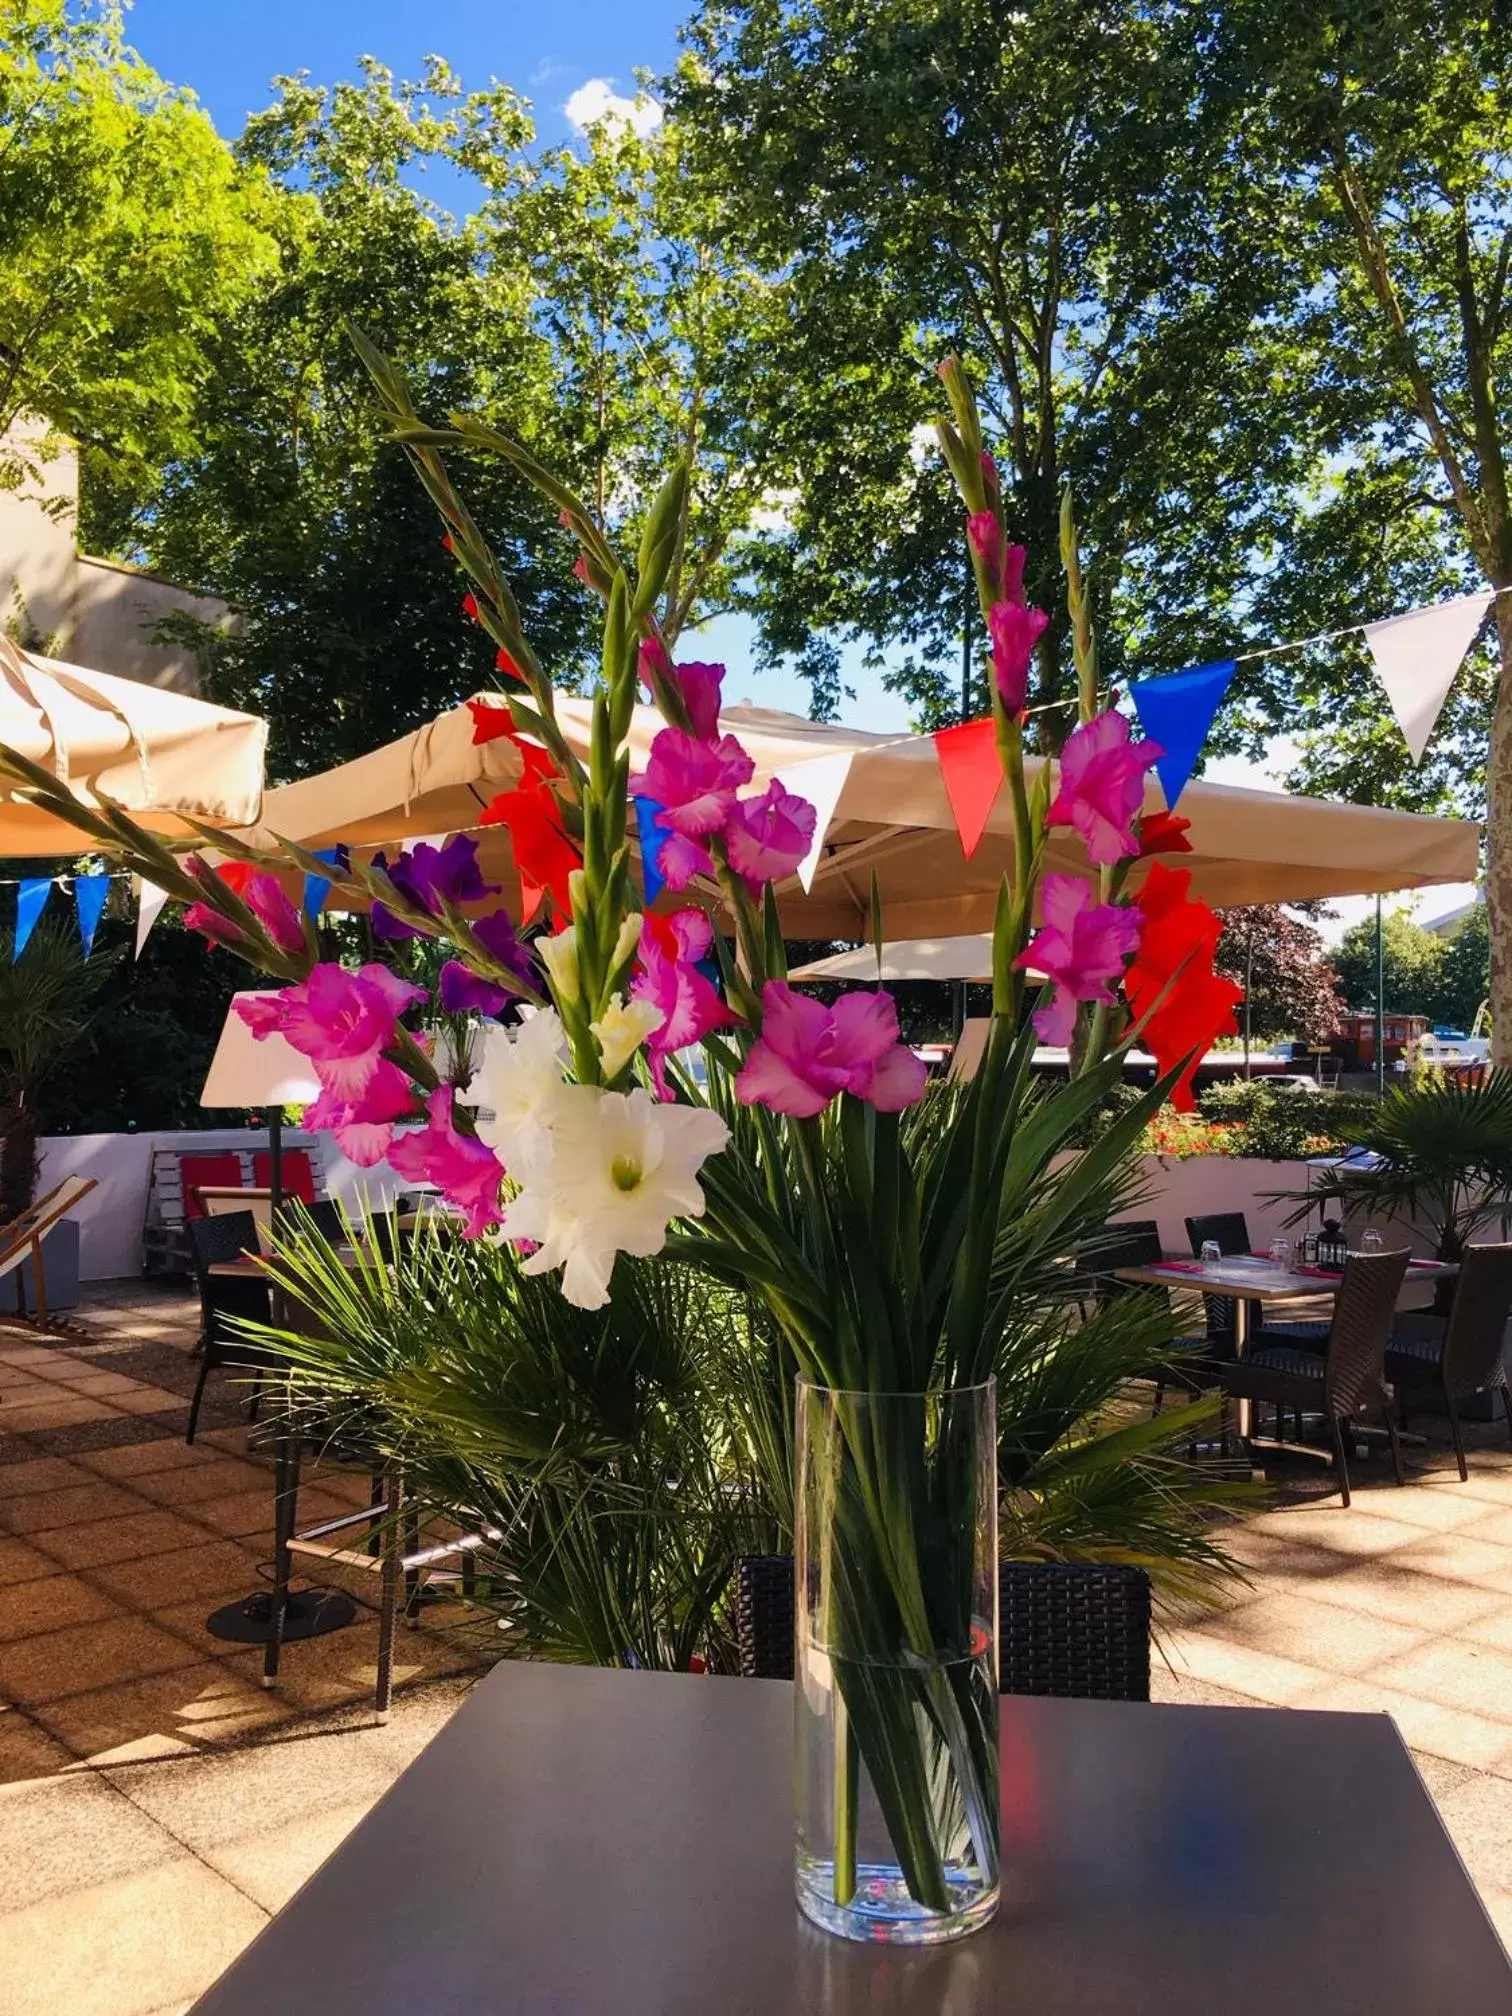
[1489,597,1512,1068]
[0,1094,37,1223]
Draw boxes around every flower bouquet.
[0,348,1240,1944]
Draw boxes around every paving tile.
[0,1534,63,1585]
[0,1481,147,1536]
[50,1371,166,1398]
[257,1617,480,1714]
[105,1721,397,1858]
[0,1573,123,1644]
[1296,1675,1512,1773]
[1432,1769,1512,1901]
[1192,1587,1428,1677]
[0,1616,199,1706]
[198,1796,378,1912]
[0,1457,93,1499]
[0,1379,71,1410]
[1370,1637,1512,1727]
[0,1395,121,1430]
[1258,1562,1503,1634]
[73,1438,215,1481]
[1159,1627,1332,1705]
[99,1386,185,1418]
[183,1487,277,1540]
[131,1459,271,1508]
[31,1509,195,1570]
[30,1416,188,1458]
[35,1661,294,1764]
[88,1540,266,1612]
[0,1768,184,1910]
[0,1853,269,2016]
[1350,1480,1503,1531]
[0,1707,76,1784]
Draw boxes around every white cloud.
[564,78,663,139]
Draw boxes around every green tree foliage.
[100,59,596,778]
[1214,905,1345,1045]
[0,0,276,503]
[0,917,114,1214]
[674,0,1308,730]
[1332,901,1491,1032]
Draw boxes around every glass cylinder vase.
[794,1377,999,1945]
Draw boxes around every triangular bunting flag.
[74,872,109,959]
[633,794,670,907]
[1128,659,1236,810]
[134,878,168,959]
[14,878,50,960]
[1364,591,1493,762]
[779,752,852,893]
[934,717,1002,858]
[303,845,347,921]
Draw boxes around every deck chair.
[0,1174,98,1323]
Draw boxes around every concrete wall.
[1111,1154,1436,1260]
[35,1129,413,1282]
[0,421,229,693]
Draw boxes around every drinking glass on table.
[1200,1240,1222,1272]
[1361,1228,1384,1254]
[1268,1237,1292,1272]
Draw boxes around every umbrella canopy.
[0,637,267,854]
[790,937,995,983]
[238,694,1479,927]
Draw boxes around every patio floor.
[1,1282,1509,2012]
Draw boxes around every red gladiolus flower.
[495,646,524,681]
[1137,810,1193,857]
[466,708,557,787]
[1125,864,1242,1111]
[216,860,255,899]
[442,534,454,553]
[462,592,480,624]
[480,779,580,924]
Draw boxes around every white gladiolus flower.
[464,1010,572,1169]
[538,927,581,1005]
[591,993,663,1079]
[500,1085,730,1309]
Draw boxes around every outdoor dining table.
[188,1660,1511,2015]
[1113,1252,1457,1439]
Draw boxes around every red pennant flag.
[934,716,1003,858]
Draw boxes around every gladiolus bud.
[611,912,644,973]
[462,592,480,624]
[540,926,582,1005]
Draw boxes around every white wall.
[36,1128,413,1281]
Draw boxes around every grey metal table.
[190,1662,1511,2016]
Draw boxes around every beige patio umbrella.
[0,637,267,854]
[789,937,996,983]
[234,694,1479,925]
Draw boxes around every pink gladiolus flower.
[967,511,1000,569]
[724,781,817,893]
[657,831,717,891]
[631,909,740,1099]
[183,904,247,950]
[234,962,425,1101]
[244,873,306,956]
[1045,709,1163,866]
[1015,873,1142,1046]
[387,1086,506,1238]
[637,640,725,741]
[736,982,926,1118]
[629,728,754,835]
[304,1061,416,1167]
[988,598,1048,719]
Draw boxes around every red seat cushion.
[179,1154,245,1220]
[254,1150,316,1204]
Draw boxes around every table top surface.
[1116,1253,1455,1301]
[189,1661,1510,2016]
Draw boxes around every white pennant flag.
[782,753,853,893]
[134,877,169,958]
[1364,590,1493,762]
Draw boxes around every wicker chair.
[1079,1219,1222,1411]
[185,1210,280,1444]
[1386,1242,1512,1481]
[1185,1210,1330,1351]
[1219,1247,1411,1506]
[733,1554,1151,1700]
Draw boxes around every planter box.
[0,1218,80,1314]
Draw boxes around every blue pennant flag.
[13,878,51,961]
[74,872,110,959]
[303,845,348,921]
[633,794,670,908]
[1128,659,1237,810]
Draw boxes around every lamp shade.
[200,993,320,1109]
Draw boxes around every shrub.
[1197,1080,1375,1161]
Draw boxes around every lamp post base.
[206,1586,357,1646]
